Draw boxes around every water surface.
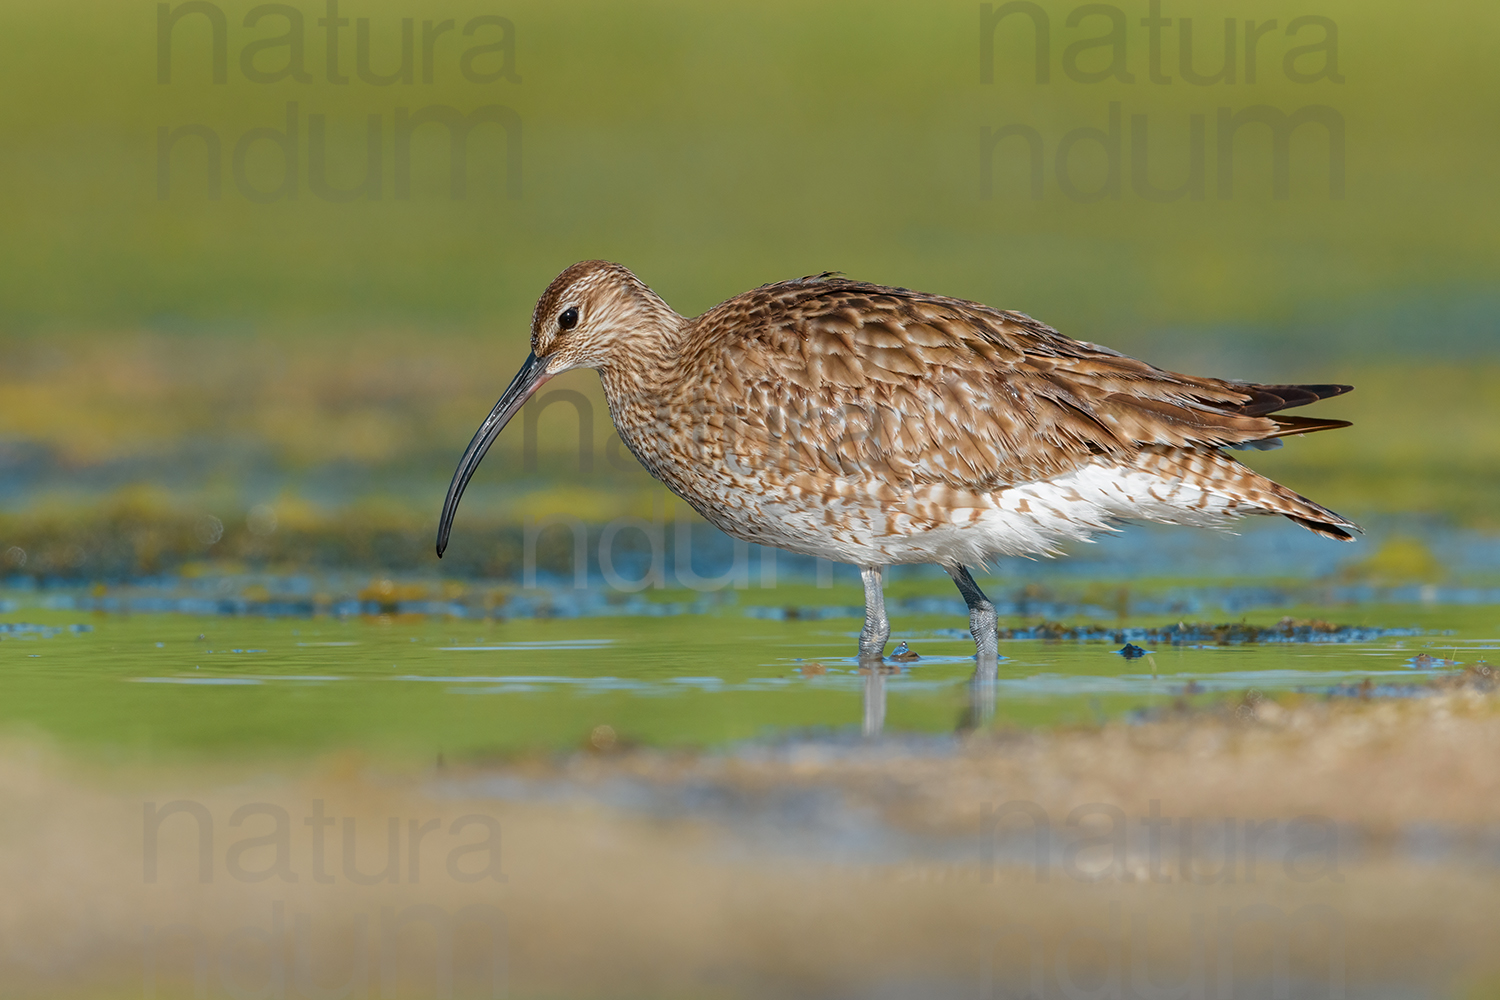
[2,596,1491,760]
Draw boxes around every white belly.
[687,460,1253,568]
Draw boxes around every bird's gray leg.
[946,564,999,660]
[857,565,890,661]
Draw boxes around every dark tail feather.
[1285,514,1359,542]
[1201,383,1358,539]
[1235,383,1353,417]
[1263,414,1354,438]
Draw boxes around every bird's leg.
[946,564,999,659]
[857,565,890,662]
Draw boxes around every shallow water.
[5,590,1499,1000]
[2,594,1493,760]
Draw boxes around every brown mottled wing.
[681,277,1351,491]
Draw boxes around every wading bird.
[438,261,1356,661]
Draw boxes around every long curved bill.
[436,351,550,557]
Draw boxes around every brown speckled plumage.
[439,261,1358,659]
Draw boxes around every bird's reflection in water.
[966,654,999,731]
[859,655,1001,737]
[860,663,891,737]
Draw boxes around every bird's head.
[436,260,679,556]
[528,259,679,371]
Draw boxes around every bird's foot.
[857,624,890,663]
[970,601,999,660]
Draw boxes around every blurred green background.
[4,13,1496,998]
[1,0,1497,578]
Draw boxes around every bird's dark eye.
[558,307,579,331]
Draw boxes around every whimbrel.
[438,261,1357,660]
